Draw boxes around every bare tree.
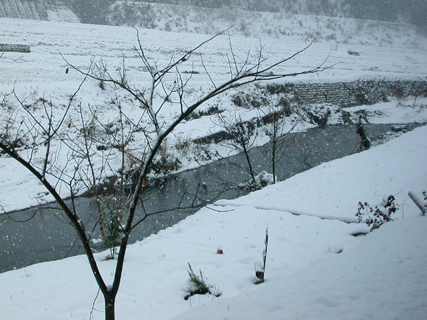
[214,112,259,187]
[0,32,328,320]
[259,100,302,184]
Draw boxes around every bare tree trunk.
[270,111,278,184]
[242,141,256,185]
[261,105,302,184]
[271,137,277,184]
[105,294,116,320]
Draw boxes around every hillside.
[107,2,425,49]
[1,0,426,39]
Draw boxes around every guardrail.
[0,44,31,53]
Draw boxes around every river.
[0,123,421,273]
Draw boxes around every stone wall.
[265,80,427,108]
[0,0,69,20]
[0,0,46,20]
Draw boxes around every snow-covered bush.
[150,143,181,176]
[239,171,277,191]
[303,104,331,128]
[231,91,269,109]
[356,195,398,231]
[356,118,372,150]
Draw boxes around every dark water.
[0,123,421,273]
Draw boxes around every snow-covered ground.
[1,17,427,212]
[0,123,426,320]
[1,16,426,86]
[1,14,427,320]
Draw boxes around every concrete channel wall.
[265,80,427,107]
[0,0,68,20]
[0,0,47,20]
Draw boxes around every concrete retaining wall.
[265,80,427,107]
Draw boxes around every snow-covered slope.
[107,1,425,49]
[0,125,426,320]
[172,216,427,320]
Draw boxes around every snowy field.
[0,124,426,320]
[1,17,426,86]
[1,17,427,212]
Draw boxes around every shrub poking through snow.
[239,171,277,191]
[356,195,398,231]
[184,263,220,300]
[356,115,371,150]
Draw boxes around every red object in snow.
[217,249,223,254]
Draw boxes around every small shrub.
[356,195,398,231]
[103,208,122,259]
[278,97,292,116]
[203,105,223,116]
[175,136,192,157]
[422,191,427,213]
[239,171,276,192]
[265,83,294,95]
[356,118,371,150]
[231,92,268,109]
[394,83,405,99]
[355,92,368,104]
[303,105,331,128]
[185,105,224,120]
[150,144,181,175]
[231,94,244,107]
[99,80,106,91]
[184,263,221,300]
[151,155,180,175]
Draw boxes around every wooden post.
[408,191,426,216]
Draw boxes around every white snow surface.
[0,125,426,319]
[46,9,80,23]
